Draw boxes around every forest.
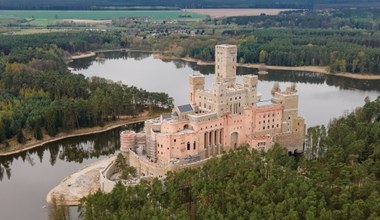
[0,0,379,10]
[1,7,380,146]
[79,97,380,219]
[0,32,173,147]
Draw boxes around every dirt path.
[71,52,96,60]
[46,156,115,205]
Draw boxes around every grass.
[0,10,205,26]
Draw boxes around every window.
[193,142,196,150]
[174,139,176,142]
[187,142,190,150]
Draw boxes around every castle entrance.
[231,132,239,149]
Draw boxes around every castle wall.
[252,104,283,135]
[100,161,117,192]
[274,130,305,153]
[128,149,212,178]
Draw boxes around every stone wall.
[100,161,117,192]
[128,149,214,178]
[274,130,305,153]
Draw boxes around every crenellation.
[121,44,306,177]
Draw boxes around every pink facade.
[122,45,305,166]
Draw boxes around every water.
[0,51,379,220]
[0,122,144,220]
[71,51,380,127]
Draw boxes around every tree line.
[0,34,173,147]
[2,11,380,75]
[223,9,380,31]
[0,0,378,10]
[79,96,380,219]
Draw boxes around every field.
[186,9,294,18]
[0,10,205,26]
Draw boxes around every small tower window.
[187,142,190,150]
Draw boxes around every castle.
[120,44,305,177]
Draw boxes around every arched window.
[193,141,196,150]
[187,142,190,150]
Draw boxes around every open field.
[11,28,66,35]
[0,10,205,26]
[186,8,294,18]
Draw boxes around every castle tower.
[243,75,258,106]
[215,44,237,86]
[120,131,136,152]
[272,85,299,133]
[189,74,205,106]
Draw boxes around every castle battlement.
[121,44,305,177]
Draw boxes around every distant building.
[121,44,305,177]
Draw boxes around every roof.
[177,104,193,113]
[172,111,178,116]
[162,114,171,120]
[256,100,274,107]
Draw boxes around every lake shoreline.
[46,156,116,206]
[70,49,380,80]
[156,54,380,80]
[0,114,161,157]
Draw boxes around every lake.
[0,51,379,220]
[71,51,379,127]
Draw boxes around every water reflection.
[70,51,151,71]
[0,122,144,181]
[0,161,11,181]
[70,52,380,92]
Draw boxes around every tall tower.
[189,74,205,105]
[215,44,237,86]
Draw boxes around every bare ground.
[185,9,294,18]
[46,156,115,205]
[58,19,112,25]
[71,52,96,60]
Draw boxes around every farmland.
[0,10,205,26]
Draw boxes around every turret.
[189,74,205,106]
[215,44,237,86]
[243,75,258,106]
